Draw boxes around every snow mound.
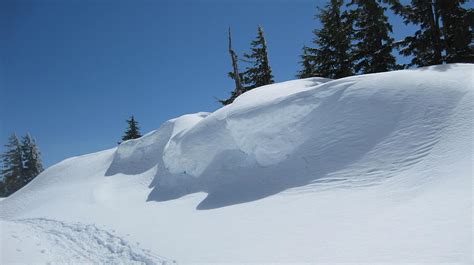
[0,64,472,263]
[1,65,472,210]
[108,64,471,209]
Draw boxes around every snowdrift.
[1,64,472,263]
[109,64,471,209]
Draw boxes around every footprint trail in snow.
[1,218,175,265]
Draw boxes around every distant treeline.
[221,0,473,104]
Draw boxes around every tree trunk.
[228,28,244,96]
[430,0,443,64]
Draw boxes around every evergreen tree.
[0,180,5,197]
[349,0,398,74]
[220,27,246,105]
[1,134,24,196]
[312,0,354,79]
[121,116,142,142]
[21,134,43,184]
[392,0,472,65]
[393,0,443,66]
[243,26,274,89]
[438,0,473,63]
[296,45,318,78]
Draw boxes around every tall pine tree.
[1,134,24,196]
[297,45,318,78]
[121,116,142,142]
[21,134,43,184]
[349,0,398,74]
[392,0,473,66]
[243,26,274,89]
[393,0,443,66]
[311,0,354,79]
[438,0,473,63]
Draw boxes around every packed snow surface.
[1,64,472,264]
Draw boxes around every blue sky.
[0,0,455,167]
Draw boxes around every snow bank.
[108,64,471,209]
[0,64,472,263]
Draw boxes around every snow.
[0,218,175,264]
[0,64,472,264]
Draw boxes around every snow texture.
[1,218,175,265]
[0,64,472,264]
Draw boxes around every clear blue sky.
[0,0,452,168]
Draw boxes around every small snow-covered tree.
[21,133,43,184]
[1,134,24,195]
[121,116,142,142]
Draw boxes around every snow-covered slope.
[1,64,472,264]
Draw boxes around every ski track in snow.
[2,218,175,265]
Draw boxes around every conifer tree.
[1,134,24,195]
[243,26,274,89]
[297,46,318,78]
[121,116,142,142]
[438,0,473,63]
[220,27,246,105]
[312,0,354,78]
[21,134,43,184]
[0,180,5,197]
[392,0,472,65]
[393,0,443,66]
[349,0,398,74]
